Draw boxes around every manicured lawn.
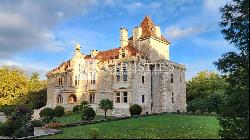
[42,114,220,139]
[55,114,114,124]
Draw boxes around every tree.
[99,99,113,119]
[187,71,228,102]
[215,0,249,138]
[0,66,29,105]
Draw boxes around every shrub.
[53,106,65,117]
[73,105,80,114]
[0,122,10,136]
[39,107,54,118]
[13,123,33,138]
[81,107,96,121]
[1,105,16,116]
[30,120,44,127]
[15,105,31,115]
[129,104,142,116]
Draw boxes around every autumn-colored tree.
[0,66,29,105]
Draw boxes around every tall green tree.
[215,0,249,138]
[187,71,228,102]
[186,71,228,113]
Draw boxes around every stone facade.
[42,16,186,117]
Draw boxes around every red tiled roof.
[139,16,170,44]
[95,48,120,62]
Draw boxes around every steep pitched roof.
[139,16,170,44]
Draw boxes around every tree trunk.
[104,110,107,119]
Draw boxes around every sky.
[0,0,235,80]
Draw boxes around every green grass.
[41,114,220,139]
[55,114,114,124]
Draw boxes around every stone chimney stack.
[133,26,142,41]
[91,50,99,58]
[75,43,81,57]
[120,28,128,48]
[153,26,161,38]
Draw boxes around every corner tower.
[132,16,170,61]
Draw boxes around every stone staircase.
[32,105,54,120]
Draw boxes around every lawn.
[42,114,220,139]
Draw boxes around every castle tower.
[120,28,128,48]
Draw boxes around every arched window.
[68,94,77,104]
[57,94,63,103]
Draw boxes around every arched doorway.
[68,94,77,104]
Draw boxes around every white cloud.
[203,0,229,12]
[0,0,98,58]
[165,26,205,40]
[0,58,50,79]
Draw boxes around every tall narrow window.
[123,65,127,81]
[78,74,80,85]
[116,65,120,82]
[93,73,96,84]
[180,74,182,82]
[116,92,120,103]
[58,78,63,85]
[172,93,174,103]
[90,93,95,103]
[90,72,96,84]
[75,75,78,85]
[57,94,63,103]
[142,76,145,84]
[123,92,128,103]
[142,95,145,103]
[171,74,174,83]
[69,76,72,86]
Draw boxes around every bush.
[30,120,44,127]
[15,105,31,115]
[73,105,80,114]
[53,106,65,117]
[81,107,96,121]
[0,105,16,116]
[129,104,142,116]
[13,123,33,138]
[39,107,54,118]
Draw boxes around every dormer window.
[121,52,125,58]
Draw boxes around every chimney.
[153,26,161,38]
[75,43,81,57]
[133,26,142,41]
[120,28,128,48]
[91,50,99,58]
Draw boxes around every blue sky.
[0,0,234,80]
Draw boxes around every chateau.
[37,16,186,117]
